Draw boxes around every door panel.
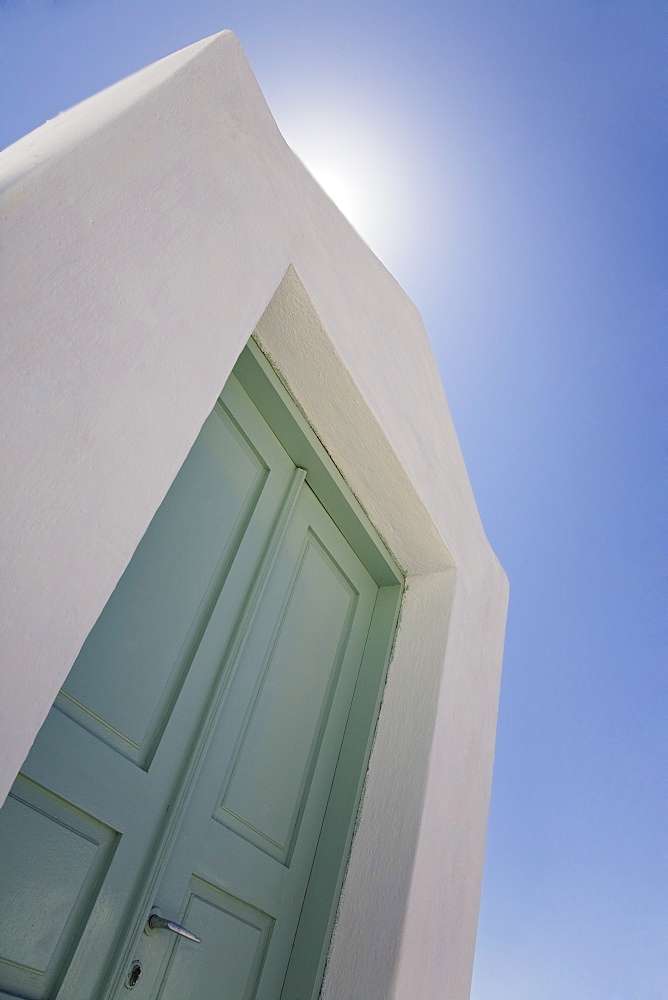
[154,878,273,1000]
[56,399,269,768]
[217,529,358,863]
[133,484,378,1000]
[0,373,296,1000]
[0,777,117,1000]
[124,483,378,999]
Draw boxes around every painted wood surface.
[0,354,400,1000]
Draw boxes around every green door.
[0,347,401,1000]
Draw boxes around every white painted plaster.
[0,32,508,999]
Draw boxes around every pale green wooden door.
[0,365,382,1000]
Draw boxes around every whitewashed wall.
[0,33,508,999]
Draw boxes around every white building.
[0,32,508,1000]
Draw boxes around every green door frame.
[235,341,404,999]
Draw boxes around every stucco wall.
[0,32,508,999]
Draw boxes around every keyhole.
[126,961,142,989]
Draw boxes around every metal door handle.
[147,913,202,943]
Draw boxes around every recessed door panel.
[0,777,117,1000]
[216,530,358,863]
[57,401,268,767]
[154,879,273,1000]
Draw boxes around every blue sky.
[1,1,665,997]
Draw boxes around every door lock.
[125,961,142,990]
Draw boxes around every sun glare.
[277,104,420,270]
